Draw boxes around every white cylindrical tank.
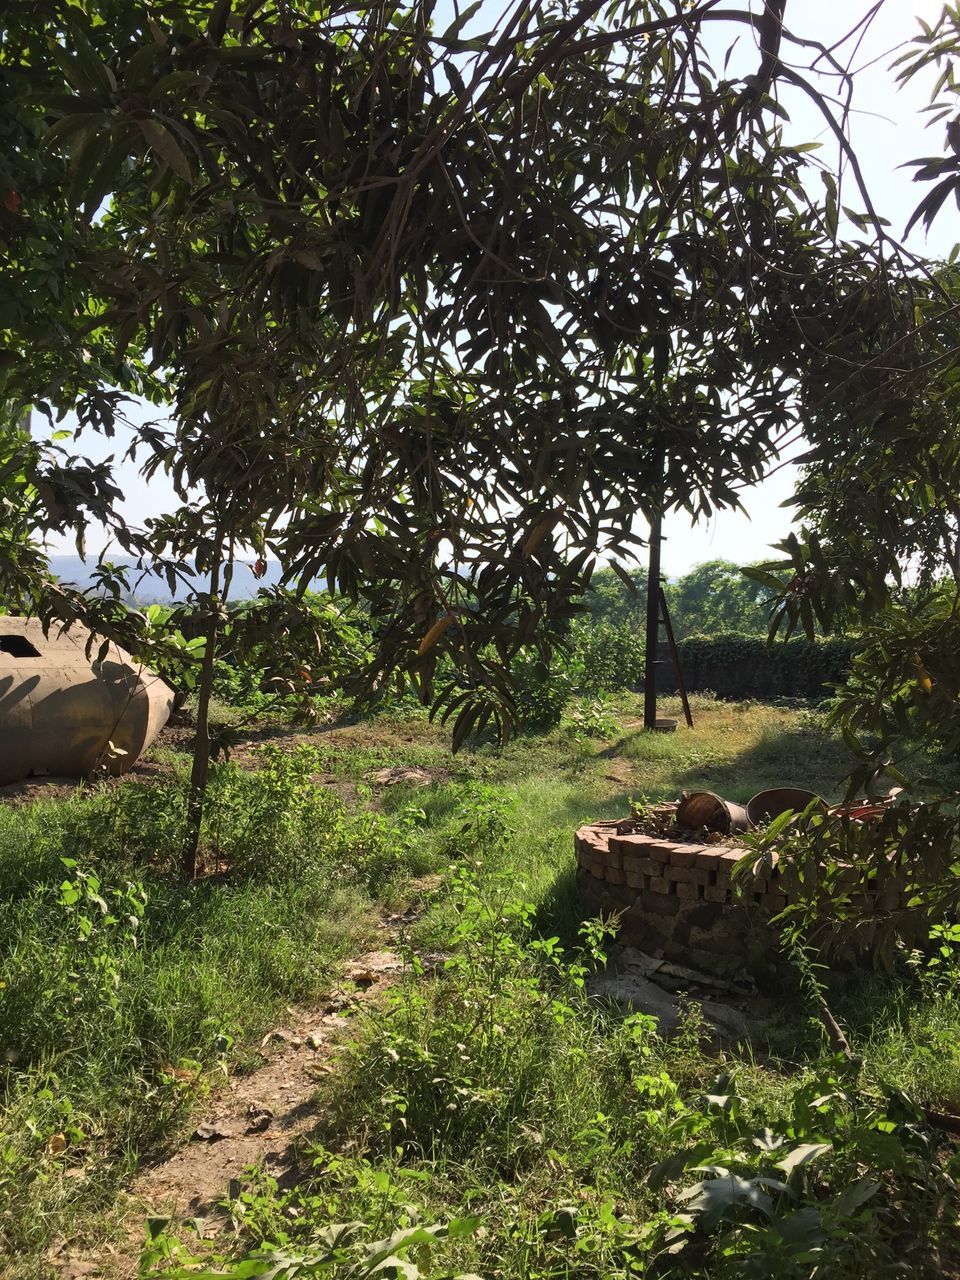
[0,616,175,782]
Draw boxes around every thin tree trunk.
[182,540,226,879]
[643,448,666,731]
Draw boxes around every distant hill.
[47,555,287,603]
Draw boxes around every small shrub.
[511,649,576,730]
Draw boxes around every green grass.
[3,693,960,1277]
[151,868,959,1280]
[0,746,421,1273]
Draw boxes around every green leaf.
[135,118,193,180]
[442,0,484,40]
[679,1171,775,1227]
[208,0,232,44]
[831,1176,880,1217]
[776,1141,832,1177]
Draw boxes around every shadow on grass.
[532,864,588,944]
[675,723,851,803]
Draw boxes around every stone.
[587,953,750,1040]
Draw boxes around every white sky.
[45,0,955,575]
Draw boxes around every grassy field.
[2,693,959,1277]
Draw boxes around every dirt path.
[134,949,403,1222]
[50,931,429,1279]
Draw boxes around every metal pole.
[643,506,662,730]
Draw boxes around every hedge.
[659,632,855,701]
[563,624,854,700]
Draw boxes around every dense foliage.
[0,0,937,739]
[585,561,776,635]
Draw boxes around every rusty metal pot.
[676,790,750,834]
[746,787,824,827]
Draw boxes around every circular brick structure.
[574,819,906,978]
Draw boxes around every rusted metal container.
[746,787,824,826]
[676,790,750,834]
[0,617,174,782]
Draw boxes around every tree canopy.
[0,0,948,746]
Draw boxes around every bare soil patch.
[0,761,167,808]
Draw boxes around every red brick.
[611,833,653,858]
[695,849,724,871]
[704,884,731,904]
[625,869,647,890]
[676,880,701,900]
[645,841,673,864]
[579,839,605,865]
[648,875,672,895]
[667,864,712,886]
[668,844,700,868]
[761,892,787,913]
[713,849,745,876]
[692,931,747,957]
[605,867,626,885]
[602,845,623,871]
[622,853,659,878]
[641,888,680,917]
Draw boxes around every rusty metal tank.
[0,616,174,782]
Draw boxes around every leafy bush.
[567,692,619,742]
[513,627,853,715]
[341,867,616,1165]
[569,621,645,693]
[661,1062,950,1279]
[511,648,577,730]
